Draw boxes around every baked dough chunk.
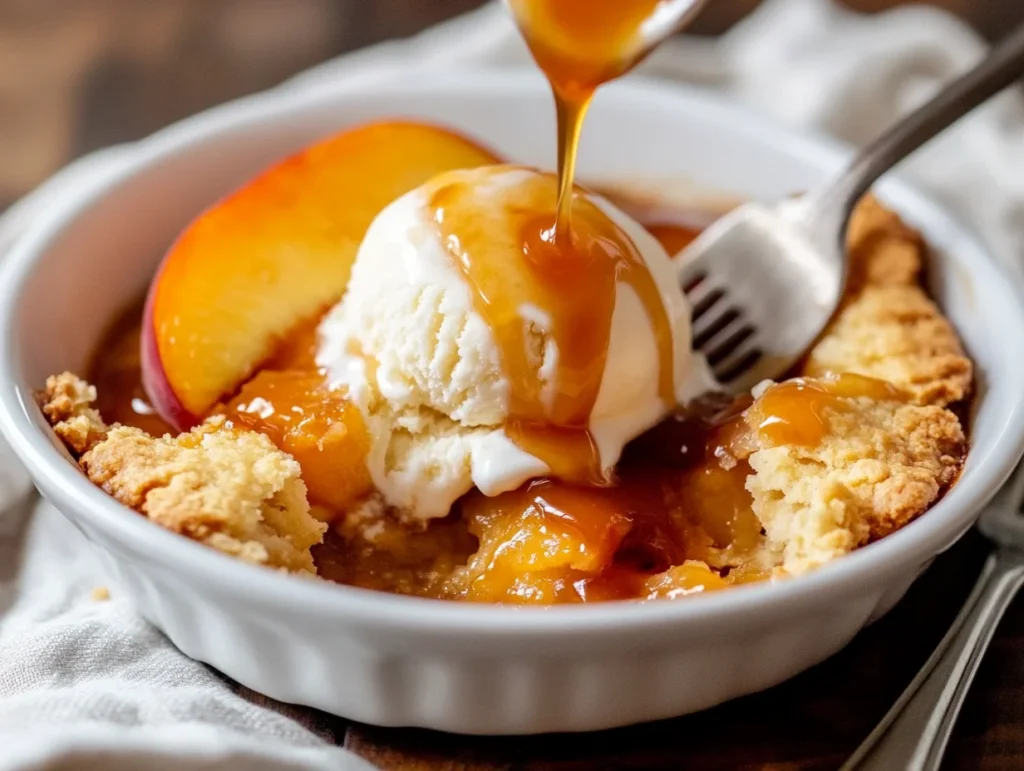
[39,372,108,455]
[749,199,971,574]
[39,373,325,574]
[802,196,972,406]
[745,390,965,576]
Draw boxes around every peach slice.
[142,121,500,429]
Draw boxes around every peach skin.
[142,120,500,429]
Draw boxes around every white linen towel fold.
[1,1,1021,768]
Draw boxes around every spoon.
[678,22,1024,392]
[842,459,1024,770]
[504,0,709,71]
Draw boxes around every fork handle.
[841,549,1024,771]
[809,22,1024,221]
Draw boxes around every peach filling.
[220,370,372,512]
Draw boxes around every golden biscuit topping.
[804,196,973,406]
[746,389,965,574]
[39,373,326,574]
[40,372,108,455]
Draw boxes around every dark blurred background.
[3,0,1022,208]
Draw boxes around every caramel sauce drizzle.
[507,0,666,235]
[748,373,907,447]
[424,1,681,483]
[428,169,674,483]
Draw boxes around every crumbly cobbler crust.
[39,373,326,574]
[742,195,972,575]
[40,372,107,455]
[745,396,964,575]
[803,197,973,406]
[37,196,971,585]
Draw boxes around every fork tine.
[705,324,756,367]
[711,340,762,382]
[691,301,738,335]
[716,351,762,384]
[690,287,725,321]
[678,258,708,292]
[681,270,706,295]
[674,196,851,395]
[693,307,741,349]
[683,274,719,303]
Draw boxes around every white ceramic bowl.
[2,72,1024,735]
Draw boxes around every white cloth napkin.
[1,0,1020,768]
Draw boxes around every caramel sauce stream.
[423,1,683,482]
[509,0,667,236]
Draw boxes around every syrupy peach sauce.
[312,388,768,603]
[641,222,701,256]
[428,168,674,483]
[90,311,173,437]
[88,202,900,604]
[220,371,372,511]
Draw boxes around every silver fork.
[678,22,1024,393]
[841,460,1024,771]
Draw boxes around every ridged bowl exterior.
[2,73,1024,734]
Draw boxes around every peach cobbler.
[38,0,972,604]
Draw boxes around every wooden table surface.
[10,1,1024,768]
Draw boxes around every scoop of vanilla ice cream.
[317,166,709,521]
